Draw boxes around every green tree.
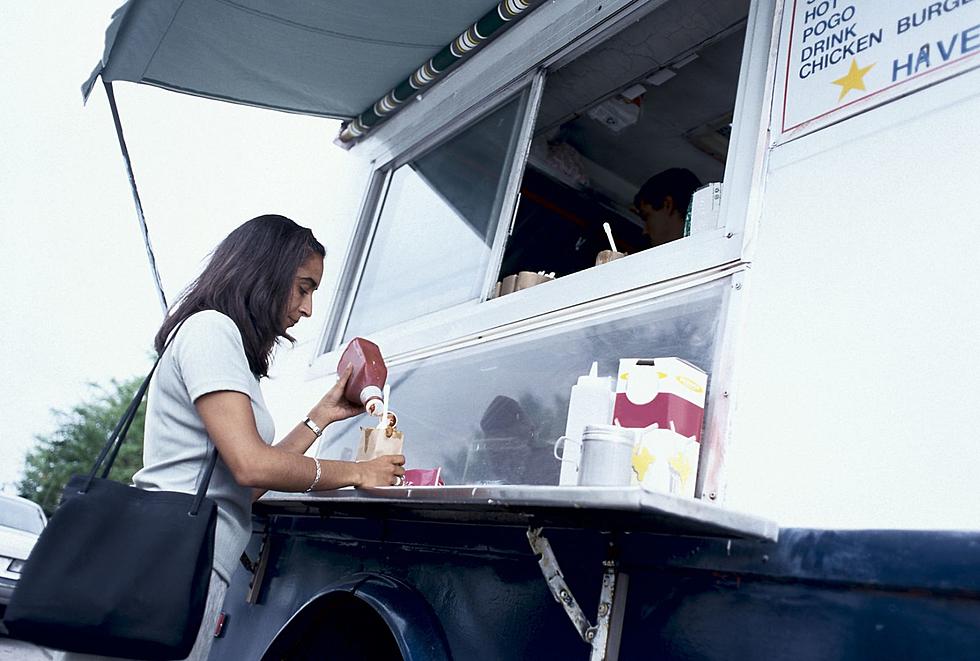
[19,377,146,515]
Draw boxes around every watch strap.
[303,417,324,437]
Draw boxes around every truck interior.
[498,0,750,284]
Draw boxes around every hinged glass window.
[341,94,526,341]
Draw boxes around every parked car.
[0,494,46,616]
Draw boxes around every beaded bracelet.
[304,457,322,493]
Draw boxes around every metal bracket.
[245,529,272,605]
[527,527,629,661]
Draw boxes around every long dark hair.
[155,215,325,377]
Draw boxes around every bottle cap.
[577,361,604,385]
[360,385,384,414]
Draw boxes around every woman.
[65,215,404,661]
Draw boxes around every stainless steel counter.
[256,485,778,541]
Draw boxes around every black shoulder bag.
[5,328,219,660]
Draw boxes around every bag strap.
[190,447,219,516]
[85,339,171,488]
[83,320,220,508]
[96,364,159,479]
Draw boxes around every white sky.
[0,2,354,491]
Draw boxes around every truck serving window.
[494,1,749,294]
[342,95,525,340]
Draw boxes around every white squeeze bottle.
[558,362,615,486]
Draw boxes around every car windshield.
[0,497,45,534]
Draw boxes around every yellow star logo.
[668,451,693,487]
[832,59,875,102]
[632,446,655,481]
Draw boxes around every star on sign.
[832,59,875,102]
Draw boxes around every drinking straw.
[602,222,618,253]
[377,383,391,429]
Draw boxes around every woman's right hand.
[310,365,363,426]
[355,454,406,487]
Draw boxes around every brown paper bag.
[356,425,404,461]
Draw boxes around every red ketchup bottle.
[337,337,388,416]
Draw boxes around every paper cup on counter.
[596,249,626,265]
[516,271,551,291]
[500,274,518,296]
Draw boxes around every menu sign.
[779,0,980,141]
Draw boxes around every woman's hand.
[355,454,406,487]
[310,365,363,426]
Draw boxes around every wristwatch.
[303,417,324,437]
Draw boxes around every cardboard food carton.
[614,357,708,497]
[404,468,444,486]
[631,427,700,498]
[356,425,404,462]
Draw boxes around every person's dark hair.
[633,168,702,216]
[155,214,325,377]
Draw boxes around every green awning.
[84,0,540,145]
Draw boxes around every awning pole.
[103,79,169,317]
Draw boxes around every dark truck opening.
[497,0,749,289]
[261,593,402,661]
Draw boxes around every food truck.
[82,0,979,658]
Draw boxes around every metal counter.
[256,485,778,541]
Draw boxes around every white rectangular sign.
[778,0,980,141]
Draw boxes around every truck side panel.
[211,521,980,660]
[729,69,980,529]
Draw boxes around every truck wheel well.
[261,592,403,661]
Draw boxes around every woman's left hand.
[309,365,363,426]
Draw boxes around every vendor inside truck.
[497,17,744,288]
[633,167,703,248]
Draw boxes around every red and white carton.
[614,358,708,497]
[613,357,708,441]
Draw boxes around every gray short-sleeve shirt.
[133,310,275,582]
